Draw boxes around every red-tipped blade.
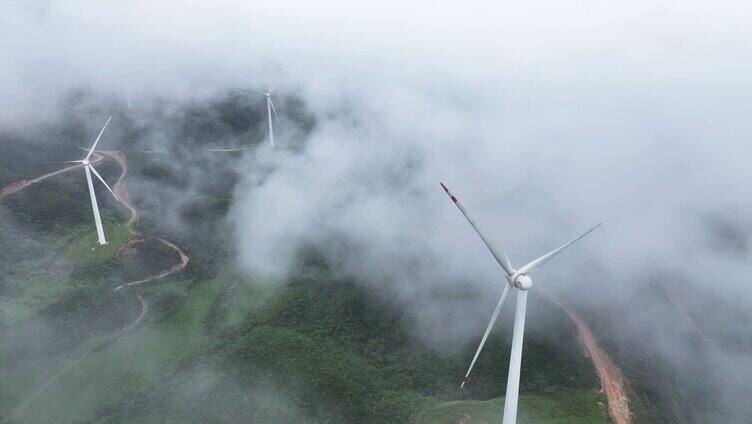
[439,181,514,277]
[440,181,458,203]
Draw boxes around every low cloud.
[3,0,752,420]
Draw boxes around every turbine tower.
[59,116,119,245]
[440,182,601,424]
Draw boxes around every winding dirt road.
[99,150,139,227]
[125,294,149,330]
[1,150,189,422]
[114,238,189,291]
[0,154,103,199]
[539,292,631,424]
[561,307,631,424]
[98,149,189,286]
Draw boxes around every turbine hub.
[515,274,533,290]
[81,159,89,166]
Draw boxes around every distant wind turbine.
[203,145,254,153]
[236,77,282,147]
[57,116,119,245]
[440,182,601,424]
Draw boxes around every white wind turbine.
[440,182,601,424]
[237,79,282,147]
[58,116,119,245]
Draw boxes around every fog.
[3,0,752,421]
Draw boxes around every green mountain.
[0,128,611,423]
[4,95,748,423]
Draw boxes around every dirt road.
[98,149,189,289]
[0,153,103,199]
[98,150,139,227]
[562,307,631,424]
[124,294,148,330]
[114,238,189,291]
[539,292,631,424]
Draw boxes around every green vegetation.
[417,391,608,424]
[0,121,612,424]
[0,151,140,420]
[201,259,604,423]
[1,260,610,424]
[64,224,131,264]
[0,222,130,327]
[0,211,608,424]
[220,277,277,329]
[0,165,23,186]
[0,221,135,413]
[15,279,221,424]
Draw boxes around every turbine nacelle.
[513,274,532,290]
[82,158,90,166]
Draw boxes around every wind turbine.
[236,79,282,147]
[59,116,119,245]
[440,182,601,424]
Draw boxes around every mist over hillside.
[2,1,752,423]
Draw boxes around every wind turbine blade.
[235,87,265,95]
[440,182,514,277]
[517,223,602,274]
[203,145,254,152]
[44,160,84,164]
[268,65,285,94]
[85,115,112,160]
[460,283,512,388]
[88,164,119,201]
[268,80,281,94]
[269,98,281,125]
[503,253,513,274]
